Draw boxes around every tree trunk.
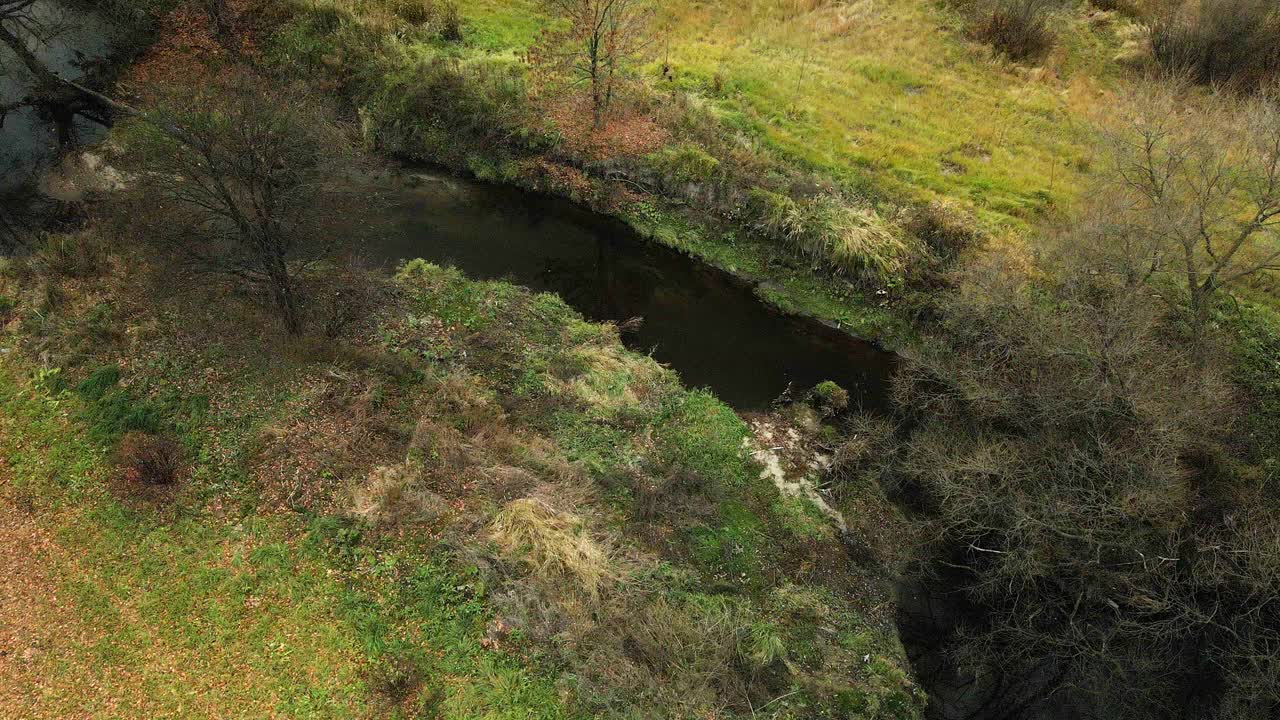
[591,74,602,128]
[1189,284,1213,366]
[589,39,603,129]
[267,261,303,335]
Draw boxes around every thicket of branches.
[867,244,1280,717]
[114,70,371,334]
[848,76,1280,719]
[1150,0,1280,89]
[1080,80,1280,353]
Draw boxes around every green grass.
[2,254,922,717]
[1,270,584,717]
[0,360,571,719]
[258,0,1138,343]
[652,389,754,490]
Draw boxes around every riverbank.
[2,5,926,714]
[225,0,1149,347]
[95,0,1091,347]
[0,238,923,716]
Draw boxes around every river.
[0,0,116,191]
[1,7,1001,718]
[363,171,896,412]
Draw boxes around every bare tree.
[538,0,653,128]
[1091,80,1280,351]
[869,250,1279,718]
[118,71,371,334]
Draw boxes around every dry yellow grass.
[491,495,616,599]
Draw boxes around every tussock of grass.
[750,190,913,282]
[351,463,446,526]
[491,495,615,599]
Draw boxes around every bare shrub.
[117,69,372,335]
[1150,0,1280,88]
[116,432,183,486]
[308,262,380,339]
[535,0,655,127]
[973,0,1058,61]
[1091,80,1280,349]
[873,244,1280,715]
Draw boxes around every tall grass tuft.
[35,232,108,279]
[748,190,911,285]
[491,497,614,600]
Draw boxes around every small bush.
[907,199,983,262]
[116,432,183,486]
[810,380,850,415]
[367,653,429,710]
[1151,0,1280,88]
[974,0,1057,61]
[0,294,14,320]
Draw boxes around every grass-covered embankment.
[219,0,1145,343]
[0,240,920,717]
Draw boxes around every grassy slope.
[647,0,1098,225]
[0,308,565,719]
[0,247,918,717]
[458,0,1123,224]
[263,0,1139,341]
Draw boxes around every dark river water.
[362,172,895,412]
[0,1,115,190]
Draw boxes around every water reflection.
[362,173,895,411]
[1,1,115,190]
